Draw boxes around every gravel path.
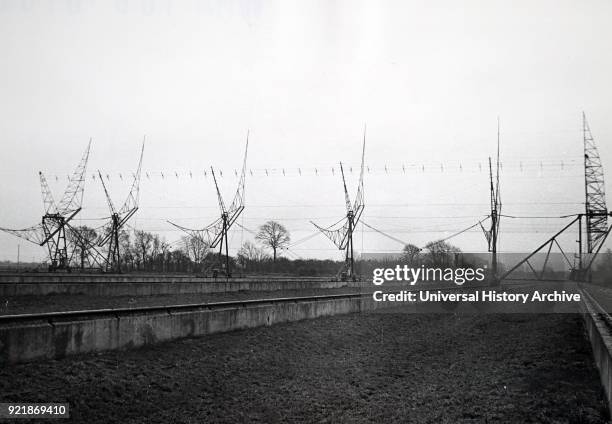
[0,312,607,423]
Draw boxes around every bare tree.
[119,229,133,269]
[401,243,422,266]
[158,238,171,272]
[256,221,290,262]
[133,229,154,269]
[181,235,209,264]
[149,234,170,271]
[238,241,269,263]
[237,241,270,272]
[424,240,461,267]
[151,234,161,258]
[68,226,98,269]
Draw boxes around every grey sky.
[1,0,611,262]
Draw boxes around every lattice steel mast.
[481,118,502,281]
[583,112,609,255]
[312,129,365,281]
[499,113,611,282]
[169,133,249,277]
[0,140,93,271]
[96,140,145,272]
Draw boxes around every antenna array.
[311,129,366,281]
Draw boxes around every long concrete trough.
[0,293,379,364]
[581,287,612,413]
[0,273,359,297]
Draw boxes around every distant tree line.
[60,221,294,274]
[43,221,496,278]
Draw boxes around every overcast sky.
[1,0,611,262]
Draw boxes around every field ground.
[0,312,607,423]
[0,287,358,315]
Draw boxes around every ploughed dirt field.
[0,312,607,423]
[0,287,360,315]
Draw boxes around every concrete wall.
[0,276,365,297]
[582,303,612,412]
[0,273,334,284]
[0,295,375,364]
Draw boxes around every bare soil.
[0,287,359,315]
[0,312,607,423]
